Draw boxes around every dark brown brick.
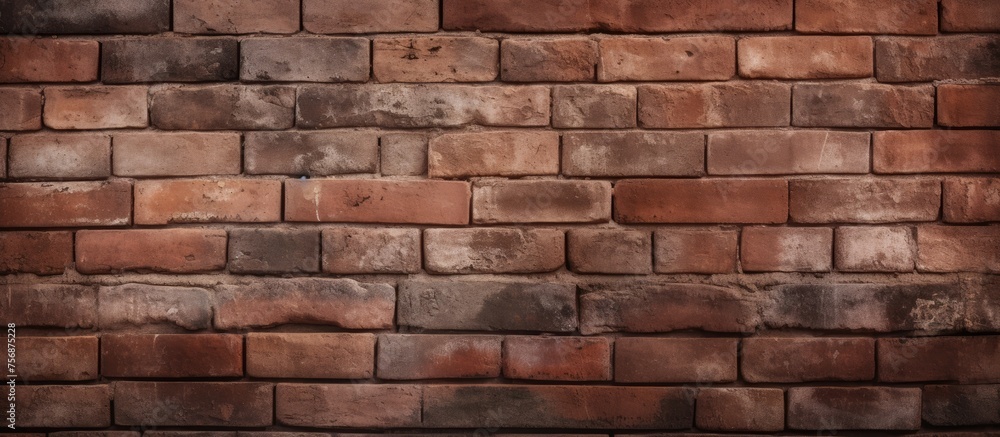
[580,283,759,334]
[18,336,99,381]
[98,284,213,330]
[102,38,237,83]
[151,85,295,130]
[102,334,243,378]
[244,131,378,176]
[553,85,636,128]
[742,337,875,382]
[567,228,652,274]
[877,36,1000,82]
[615,337,737,383]
[114,382,273,427]
[303,0,439,33]
[501,38,597,82]
[879,336,1000,383]
[0,87,41,130]
[322,227,422,274]
[923,384,1000,426]
[793,84,934,128]
[787,387,921,430]
[1,284,97,329]
[377,334,502,379]
[17,385,110,428]
[241,37,369,82]
[423,228,565,274]
[228,228,320,274]
[696,388,785,432]
[0,231,73,275]
[0,0,169,34]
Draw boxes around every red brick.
[98,284,212,330]
[696,388,784,432]
[741,227,833,272]
[303,0,438,33]
[877,36,1000,82]
[322,227,421,274]
[708,130,870,175]
[285,179,470,225]
[616,337,737,383]
[102,334,243,378]
[567,229,651,274]
[879,336,1000,383]
[0,0,169,34]
[215,278,395,330]
[503,336,611,381]
[563,132,704,177]
[789,178,940,223]
[297,84,550,128]
[654,228,738,274]
[49,433,139,437]
[0,38,98,82]
[615,179,788,224]
[8,133,110,179]
[18,336,98,381]
[135,178,282,224]
[739,36,872,79]
[374,37,498,83]
[942,0,1000,31]
[553,85,636,128]
[923,384,1000,426]
[581,283,759,334]
[113,132,242,177]
[380,133,427,176]
[44,86,148,129]
[247,333,375,379]
[1,284,97,329]
[241,37,369,82]
[102,37,238,83]
[428,131,559,178]
[501,38,597,82]
[398,280,577,332]
[277,384,421,428]
[174,0,298,34]
[0,87,41,130]
[1,139,5,178]
[968,276,1000,333]
[0,180,131,227]
[76,229,227,274]
[796,0,937,35]
[424,228,564,274]
[874,130,1000,173]
[245,131,378,176]
[835,226,915,272]
[423,385,693,429]
[229,228,320,274]
[792,83,934,128]
[473,180,612,224]
[0,231,73,275]
[741,337,876,382]
[150,85,295,130]
[938,85,1000,127]
[639,82,790,128]
[945,178,1000,223]
[787,387,921,430]
[115,382,273,427]
[378,334,501,379]
[598,36,734,82]
[17,385,110,428]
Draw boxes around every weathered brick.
[297,85,550,128]
[1,139,5,178]
[0,0,169,34]
[135,179,282,224]
[835,226,915,272]
[17,385,110,428]
[49,433,139,437]
[18,336,98,381]
[938,85,1000,127]
[945,178,1000,223]
[44,86,148,129]
[374,37,498,83]
[229,228,320,274]
[639,83,790,128]
[398,280,577,331]
[696,388,785,432]
[102,334,243,378]
[150,85,295,130]
[0,180,131,227]
[423,385,693,429]
[215,278,395,330]
[742,337,875,383]
[247,333,375,379]
[877,36,1000,82]
[0,231,73,275]
[787,387,921,430]
[796,0,937,35]
[303,0,438,33]
[880,336,1000,383]
[503,336,611,381]
[501,38,597,82]
[0,285,96,329]
[0,87,41,130]
[77,229,227,274]
[8,133,111,179]
[739,36,873,79]
[598,36,734,82]
[428,131,560,178]
[567,229,651,274]
[580,283,760,334]
[942,0,1000,31]
[113,132,242,177]
[875,130,1000,174]
[98,284,213,330]
[968,276,1000,333]
[380,133,427,176]
[563,132,704,177]
[789,178,941,223]
[277,384,421,428]
[741,227,833,272]
[424,228,565,273]
[923,384,1000,426]
[322,227,421,274]
[378,334,502,379]
[241,37,369,82]
[102,38,237,83]
[245,131,377,176]
[285,179,470,225]
[115,382,273,427]
[553,85,636,128]
[615,179,788,224]
[616,337,737,383]
[0,38,98,82]
[793,83,934,128]
[473,180,612,224]
[654,228,738,274]
[174,0,298,34]
[708,130,870,175]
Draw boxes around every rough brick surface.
[113,132,242,177]
[580,284,760,334]
[787,387,921,430]
[0,231,73,275]
[918,225,997,272]
[0,180,132,227]
[247,333,375,379]
[616,337,737,383]
[742,337,876,382]
[877,36,1000,82]
[835,226,915,272]
[18,336,99,381]
[615,179,788,224]
[102,38,238,83]
[241,38,369,82]
[0,38,99,82]
[874,130,1000,174]
[563,132,704,177]
[942,0,1000,31]
[285,179,470,225]
[377,334,502,379]
[792,84,934,128]
[380,133,428,176]
[553,85,637,128]
[0,0,170,34]
[44,86,148,129]
[322,227,421,274]
[739,36,873,79]
[174,0,298,34]
[101,334,243,378]
[114,382,273,427]
[16,385,111,428]
[599,36,734,82]
[879,336,1000,383]
[0,88,42,131]
[374,37,499,83]
[428,131,560,178]
[796,0,937,34]
[9,133,111,179]
[790,178,941,223]
[229,228,320,274]
[423,228,565,273]
[503,336,611,381]
[938,85,1000,127]
[245,131,378,176]
[741,227,833,272]
[639,83,790,128]
[501,38,597,82]
[135,179,282,224]
[567,228,651,274]
[473,180,612,224]
[98,284,213,330]
[944,178,1000,223]
[696,388,785,432]
[304,0,439,33]
[277,384,421,428]
[398,280,577,331]
[923,384,1000,426]
[1,285,97,329]
[151,85,295,130]
[654,228,738,274]
[708,130,870,175]
[76,229,227,274]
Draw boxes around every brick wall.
[1,0,999,434]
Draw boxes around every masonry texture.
[0,0,999,435]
